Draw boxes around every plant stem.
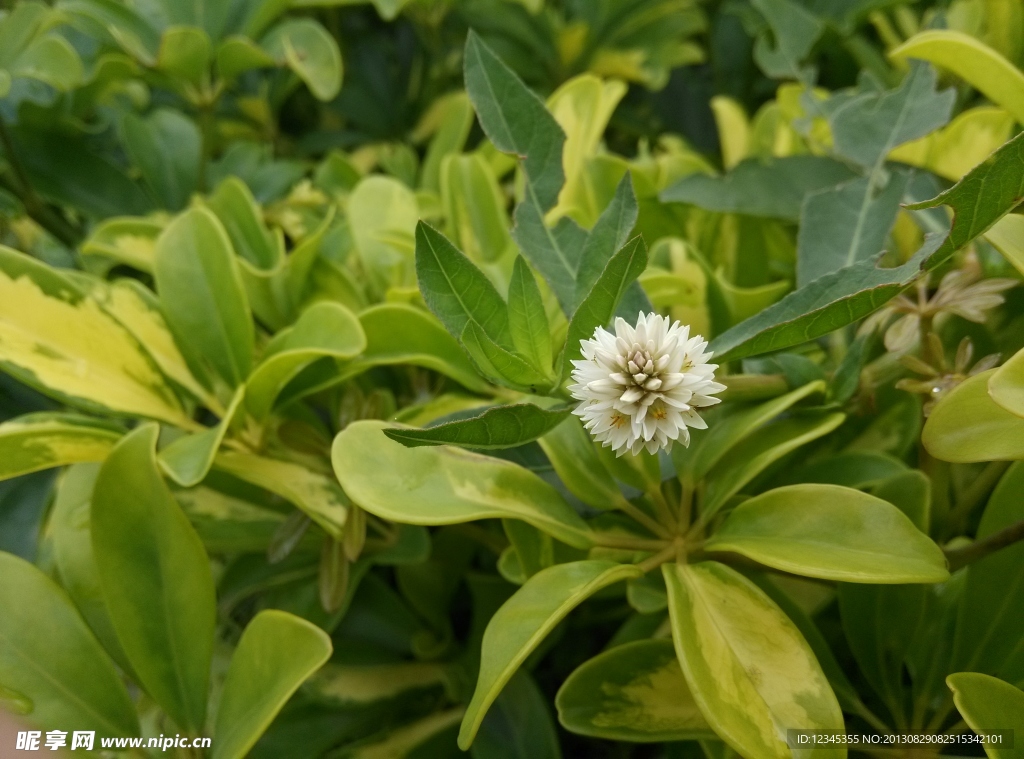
[615,497,673,538]
[592,534,671,552]
[945,517,1024,571]
[718,373,789,402]
[648,486,677,533]
[636,542,679,573]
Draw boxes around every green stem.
[615,497,673,539]
[648,486,677,533]
[945,517,1024,572]
[636,542,679,573]
[593,534,671,552]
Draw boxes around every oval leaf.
[213,610,332,759]
[923,369,1024,462]
[556,638,713,743]
[333,420,593,548]
[663,561,845,759]
[946,673,1024,759]
[705,484,949,583]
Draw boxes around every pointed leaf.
[508,256,553,377]
[384,403,571,450]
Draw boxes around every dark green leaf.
[384,403,571,450]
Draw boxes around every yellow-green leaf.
[923,370,1024,462]
[0,413,121,481]
[663,562,845,759]
[891,31,1024,124]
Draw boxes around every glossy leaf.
[539,416,627,510]
[384,403,571,450]
[159,386,245,487]
[0,551,138,738]
[333,420,593,548]
[91,424,216,732]
[473,671,562,759]
[923,370,1024,462]
[0,413,121,481]
[663,562,845,759]
[556,638,712,742]
[213,610,333,759]
[988,346,1024,418]
[459,560,643,749]
[947,673,1024,759]
[705,484,949,583]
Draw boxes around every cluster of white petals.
[569,312,724,456]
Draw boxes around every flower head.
[569,312,723,456]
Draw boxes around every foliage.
[1,0,1024,757]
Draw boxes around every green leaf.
[154,207,255,387]
[988,346,1024,418]
[213,451,348,538]
[261,18,342,101]
[828,62,955,170]
[986,214,1024,277]
[0,550,138,737]
[464,30,564,213]
[217,35,276,79]
[8,34,84,92]
[50,465,134,673]
[556,638,713,743]
[156,25,212,86]
[416,221,512,347]
[947,673,1024,759]
[474,671,562,759]
[892,31,1024,125]
[441,153,513,264]
[332,420,593,549]
[711,129,1024,361]
[574,176,640,303]
[923,370,1024,462]
[459,560,643,749]
[539,415,627,511]
[349,175,418,294]
[661,156,856,221]
[663,561,845,759]
[206,176,280,272]
[175,486,286,554]
[702,412,846,517]
[122,109,201,212]
[0,413,121,481]
[349,709,465,759]
[560,236,648,377]
[344,303,489,393]
[706,484,949,583]
[246,301,365,420]
[461,320,551,391]
[422,92,475,193]
[673,380,826,483]
[508,256,553,378]
[159,386,245,487]
[80,217,163,273]
[212,610,332,759]
[796,170,908,287]
[384,403,571,450]
[751,0,824,79]
[0,247,189,425]
[951,462,1024,682]
[91,424,216,732]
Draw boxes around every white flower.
[568,312,724,456]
